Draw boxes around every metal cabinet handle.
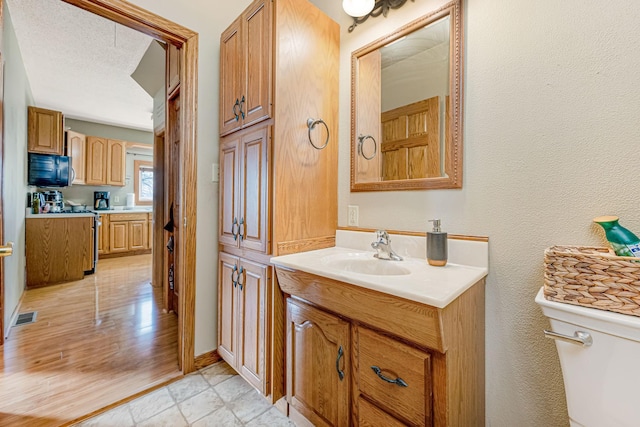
[231,217,239,241]
[336,345,345,381]
[371,366,408,387]
[233,99,240,121]
[237,266,245,291]
[239,218,245,242]
[239,95,246,119]
[231,264,239,288]
[544,330,592,347]
[0,242,14,257]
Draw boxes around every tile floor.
[76,361,296,427]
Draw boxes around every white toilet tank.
[536,288,640,427]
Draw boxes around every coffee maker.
[94,191,110,210]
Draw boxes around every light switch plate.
[348,205,359,226]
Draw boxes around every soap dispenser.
[427,219,448,266]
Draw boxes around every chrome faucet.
[371,230,403,261]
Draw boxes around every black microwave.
[28,153,71,187]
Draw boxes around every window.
[134,160,153,206]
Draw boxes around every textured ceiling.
[6,0,157,131]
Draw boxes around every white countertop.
[26,207,152,218]
[96,208,153,214]
[271,246,488,308]
[26,212,96,218]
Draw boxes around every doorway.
[62,0,199,373]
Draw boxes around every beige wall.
[2,0,34,336]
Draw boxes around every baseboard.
[194,349,222,370]
[4,287,27,340]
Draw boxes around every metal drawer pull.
[544,330,592,347]
[231,264,239,288]
[231,217,239,240]
[371,366,408,387]
[336,345,345,381]
[239,218,245,241]
[233,98,240,121]
[237,266,245,291]
[307,118,329,150]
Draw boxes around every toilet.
[536,287,640,427]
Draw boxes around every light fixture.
[346,0,414,33]
[343,0,375,18]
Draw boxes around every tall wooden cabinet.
[218,0,339,405]
[27,106,64,155]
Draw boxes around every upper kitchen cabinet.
[219,0,272,136]
[66,131,86,185]
[167,43,180,96]
[28,106,64,155]
[85,136,126,186]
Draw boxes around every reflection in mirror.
[350,0,462,191]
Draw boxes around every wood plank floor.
[0,254,181,427]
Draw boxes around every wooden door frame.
[62,0,198,373]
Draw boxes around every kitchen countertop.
[95,208,153,214]
[26,207,153,218]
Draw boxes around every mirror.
[350,0,463,191]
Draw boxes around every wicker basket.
[544,245,640,317]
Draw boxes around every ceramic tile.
[137,405,188,427]
[201,361,238,386]
[227,389,272,423]
[128,387,175,423]
[214,375,253,403]
[76,404,134,427]
[168,373,210,403]
[245,407,296,427]
[178,388,224,424]
[191,406,243,427]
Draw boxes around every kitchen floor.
[75,361,295,427]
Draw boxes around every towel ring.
[307,118,329,150]
[357,134,377,160]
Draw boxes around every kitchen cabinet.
[100,213,151,257]
[217,0,339,404]
[218,252,269,393]
[219,124,269,253]
[85,137,126,186]
[66,130,87,185]
[27,106,64,155]
[286,298,350,427]
[276,267,486,427]
[26,216,93,288]
[167,43,180,95]
[219,0,271,136]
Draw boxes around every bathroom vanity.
[272,230,488,426]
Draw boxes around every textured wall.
[318,0,640,425]
[2,0,34,336]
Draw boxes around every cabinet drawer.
[108,213,147,221]
[358,397,407,427]
[357,326,431,427]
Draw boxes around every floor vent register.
[14,311,37,326]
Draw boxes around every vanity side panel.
[275,268,444,351]
[438,279,486,427]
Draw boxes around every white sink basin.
[320,252,410,276]
[271,246,488,308]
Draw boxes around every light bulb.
[343,0,375,17]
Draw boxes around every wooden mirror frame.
[350,0,463,191]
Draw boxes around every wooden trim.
[276,235,336,256]
[100,249,152,259]
[337,226,488,242]
[62,0,199,374]
[126,141,153,151]
[194,350,222,370]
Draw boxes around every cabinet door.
[237,259,269,393]
[106,139,126,186]
[109,221,128,253]
[286,298,350,427]
[218,252,239,365]
[219,17,243,136]
[128,221,148,250]
[98,214,109,255]
[219,134,240,247]
[241,0,272,127]
[27,106,63,154]
[86,136,108,185]
[239,125,270,253]
[67,131,87,185]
